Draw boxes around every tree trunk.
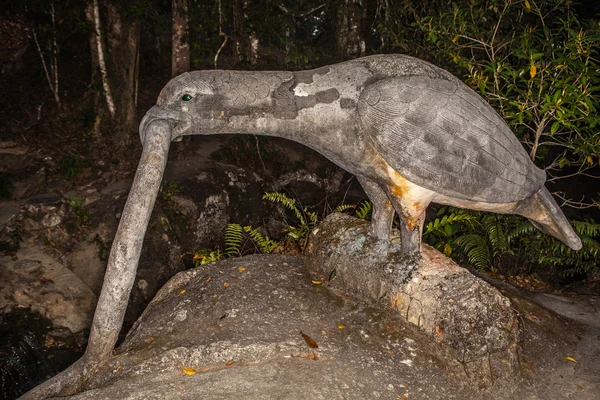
[232,0,258,65]
[171,0,190,77]
[106,3,140,146]
[86,0,140,146]
[335,0,367,60]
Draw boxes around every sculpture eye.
[181,94,192,101]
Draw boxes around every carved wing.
[358,76,546,203]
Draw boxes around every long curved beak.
[139,105,193,143]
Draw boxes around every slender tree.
[85,0,140,146]
[334,0,367,60]
[171,0,190,77]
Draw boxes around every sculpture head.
[139,72,214,143]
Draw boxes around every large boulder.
[50,255,488,399]
[306,213,519,385]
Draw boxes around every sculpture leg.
[398,208,426,256]
[358,177,395,241]
[19,120,173,400]
[384,192,428,257]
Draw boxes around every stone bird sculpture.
[21,54,582,400]
[141,54,582,254]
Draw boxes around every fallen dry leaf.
[300,331,319,349]
[179,289,186,295]
[435,326,444,337]
[311,280,322,285]
[565,356,577,363]
[225,361,233,366]
[181,366,196,375]
[223,282,229,288]
[238,267,246,272]
[337,324,344,329]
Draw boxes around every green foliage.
[416,0,600,207]
[262,191,318,242]
[333,203,354,214]
[243,225,279,254]
[159,181,179,202]
[354,200,372,221]
[193,248,226,266]
[93,234,109,263]
[423,207,600,276]
[195,222,279,265]
[68,197,89,226]
[224,223,244,257]
[513,219,600,277]
[223,223,279,257]
[59,153,84,177]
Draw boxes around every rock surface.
[0,241,97,333]
[50,255,483,400]
[37,220,598,399]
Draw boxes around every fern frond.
[225,223,244,257]
[506,219,535,242]
[424,211,478,236]
[244,226,279,254]
[355,201,372,220]
[306,208,319,227]
[263,192,306,225]
[484,216,509,255]
[454,234,491,270]
[333,203,354,213]
[573,219,600,237]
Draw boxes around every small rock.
[45,327,75,347]
[27,193,63,205]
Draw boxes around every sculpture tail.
[515,187,582,250]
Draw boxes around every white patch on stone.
[174,309,187,322]
[293,85,311,97]
[137,279,148,291]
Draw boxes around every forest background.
[2,0,600,283]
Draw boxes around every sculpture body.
[141,54,582,253]
[21,54,581,400]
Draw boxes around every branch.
[553,191,597,209]
[278,3,326,18]
[214,0,228,69]
[31,24,60,107]
[50,3,61,107]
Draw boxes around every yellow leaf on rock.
[530,64,537,79]
[223,282,229,288]
[238,267,246,272]
[179,289,186,295]
[181,366,196,375]
[566,356,577,363]
[524,0,531,10]
[338,324,345,329]
[443,243,452,257]
[311,280,322,285]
